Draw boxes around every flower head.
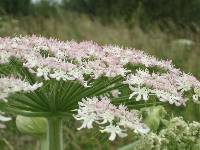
[74,96,149,141]
[0,77,42,100]
[0,36,200,142]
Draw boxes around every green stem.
[40,136,48,150]
[47,117,63,150]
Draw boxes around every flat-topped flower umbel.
[0,36,199,150]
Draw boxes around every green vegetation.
[0,1,200,149]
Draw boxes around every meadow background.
[0,0,200,149]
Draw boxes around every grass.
[0,12,200,149]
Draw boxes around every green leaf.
[16,115,47,136]
[141,106,167,131]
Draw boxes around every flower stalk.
[39,136,48,150]
[47,117,63,150]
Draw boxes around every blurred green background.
[0,0,200,149]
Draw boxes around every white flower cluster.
[193,88,200,104]
[0,77,43,100]
[133,117,200,150]
[124,69,200,106]
[74,96,149,141]
[0,36,180,88]
[0,36,200,105]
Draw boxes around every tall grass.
[0,12,200,149]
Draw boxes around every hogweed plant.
[119,117,200,150]
[0,36,200,150]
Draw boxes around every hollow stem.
[47,117,63,150]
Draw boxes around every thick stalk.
[40,136,48,150]
[47,117,63,150]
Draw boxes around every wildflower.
[36,67,50,80]
[100,124,127,141]
[176,73,193,93]
[0,77,42,100]
[152,90,185,106]
[75,112,97,130]
[0,36,200,143]
[129,86,150,101]
[111,89,121,97]
[123,117,200,150]
[74,96,149,141]
[123,74,144,85]
[193,87,200,103]
[0,51,10,64]
[49,69,68,81]
[123,68,200,105]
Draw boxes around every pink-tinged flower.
[152,90,185,106]
[123,69,198,106]
[0,77,43,100]
[75,112,97,130]
[1,35,200,143]
[0,51,11,64]
[36,67,50,80]
[24,82,43,91]
[111,89,121,98]
[100,124,127,141]
[1,35,199,91]
[74,96,149,141]
[129,86,150,101]
[0,36,199,105]
[176,73,193,92]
